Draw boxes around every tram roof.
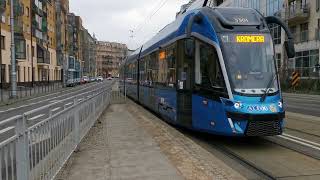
[126,7,266,64]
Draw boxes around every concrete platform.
[55,102,245,180]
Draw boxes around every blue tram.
[120,5,295,136]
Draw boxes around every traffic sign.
[291,71,300,87]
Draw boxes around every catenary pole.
[10,0,17,98]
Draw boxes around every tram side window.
[157,44,177,88]
[134,61,138,84]
[158,50,168,87]
[167,44,176,88]
[150,52,158,86]
[195,42,226,92]
[146,55,153,86]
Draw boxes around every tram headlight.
[278,101,283,108]
[234,102,242,109]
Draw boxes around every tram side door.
[176,39,194,127]
[192,40,228,132]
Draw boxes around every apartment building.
[96,41,127,77]
[82,29,96,77]
[66,13,82,81]
[55,0,69,81]
[285,0,320,79]
[0,0,61,86]
[0,0,97,88]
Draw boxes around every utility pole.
[10,0,17,98]
[30,0,33,87]
[0,2,4,95]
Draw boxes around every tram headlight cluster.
[234,102,242,109]
[278,101,283,108]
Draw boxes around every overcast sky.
[69,0,190,50]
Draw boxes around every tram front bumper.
[226,112,285,136]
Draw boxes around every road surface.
[283,93,320,117]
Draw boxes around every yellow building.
[0,0,61,85]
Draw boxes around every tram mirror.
[284,39,295,58]
[184,39,195,57]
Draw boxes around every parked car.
[90,77,96,82]
[80,78,85,84]
[75,78,81,85]
[107,77,112,80]
[83,76,89,83]
[66,79,76,87]
[97,76,104,82]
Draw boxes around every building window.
[266,0,284,16]
[32,46,35,57]
[8,65,11,83]
[300,23,308,42]
[26,7,29,17]
[1,65,5,83]
[1,36,4,50]
[24,67,26,82]
[15,38,26,59]
[28,67,31,82]
[294,49,319,77]
[27,44,29,60]
[17,66,20,82]
[276,53,281,69]
[269,24,281,44]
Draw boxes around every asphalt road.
[0,81,112,121]
[283,93,320,117]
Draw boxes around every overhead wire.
[129,0,166,49]
[133,0,165,33]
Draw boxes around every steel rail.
[208,143,277,180]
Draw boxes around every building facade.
[81,29,96,77]
[66,13,82,81]
[0,0,97,88]
[55,0,69,82]
[95,41,127,77]
[0,0,62,86]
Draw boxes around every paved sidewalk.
[56,104,183,180]
[56,102,245,180]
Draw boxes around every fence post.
[73,97,80,152]
[124,85,127,102]
[15,115,30,180]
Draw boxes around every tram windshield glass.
[219,33,279,96]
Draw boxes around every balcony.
[293,31,309,43]
[286,3,310,24]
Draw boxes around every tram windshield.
[219,33,279,96]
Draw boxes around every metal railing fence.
[0,81,63,103]
[0,81,125,180]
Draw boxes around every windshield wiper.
[260,74,277,102]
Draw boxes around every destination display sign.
[236,35,265,43]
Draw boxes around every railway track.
[180,129,320,180]
[208,140,277,180]
[285,127,320,139]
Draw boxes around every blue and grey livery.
[120,6,295,136]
